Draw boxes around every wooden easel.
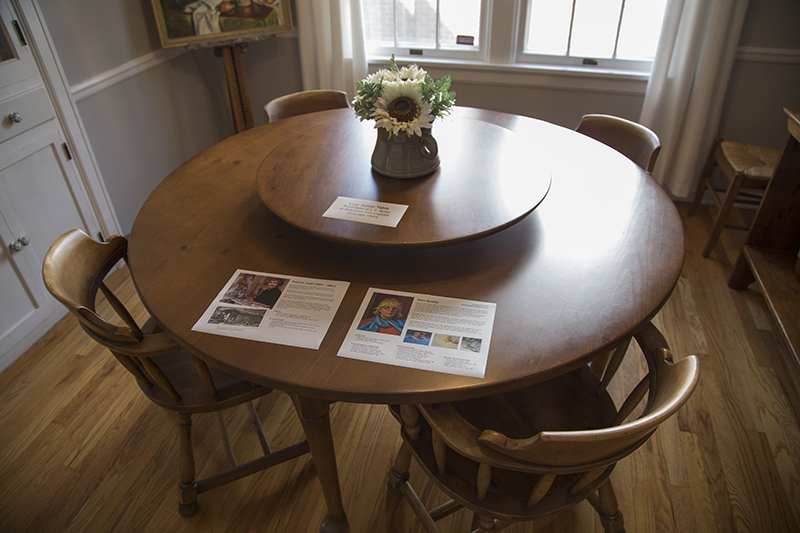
[217,43,254,133]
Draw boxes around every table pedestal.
[293,395,350,533]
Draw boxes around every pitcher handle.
[420,131,438,160]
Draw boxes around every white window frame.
[364,0,658,85]
[513,0,660,73]
[363,0,491,63]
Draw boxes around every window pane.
[616,0,667,60]
[362,0,395,47]
[439,0,481,49]
[570,0,623,59]
[525,0,572,56]
[396,0,437,48]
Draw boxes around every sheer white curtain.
[639,0,749,197]
[294,0,368,99]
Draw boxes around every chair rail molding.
[735,46,800,65]
[71,48,186,102]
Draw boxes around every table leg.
[292,395,350,533]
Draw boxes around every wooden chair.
[42,229,310,517]
[575,113,662,382]
[576,114,661,174]
[688,137,781,257]
[388,322,699,532]
[263,89,350,123]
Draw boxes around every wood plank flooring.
[2,202,800,532]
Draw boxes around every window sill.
[367,56,651,96]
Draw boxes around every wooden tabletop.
[129,107,684,405]
[255,114,551,248]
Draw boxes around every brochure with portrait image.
[192,269,349,349]
[338,288,496,378]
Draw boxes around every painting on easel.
[151,0,293,48]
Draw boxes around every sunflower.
[352,57,455,136]
[371,81,434,137]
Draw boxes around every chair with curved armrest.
[575,113,662,386]
[42,229,310,517]
[388,322,699,532]
[576,114,661,174]
[688,137,780,257]
[263,89,350,123]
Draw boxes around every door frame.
[12,0,121,239]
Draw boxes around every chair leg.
[475,513,496,531]
[246,401,271,454]
[177,413,199,518]
[214,411,237,467]
[589,346,614,380]
[729,252,756,289]
[597,337,631,394]
[388,441,413,495]
[388,442,446,533]
[587,480,625,532]
[689,139,720,216]
[702,173,745,257]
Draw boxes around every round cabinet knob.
[8,236,30,253]
[8,112,22,124]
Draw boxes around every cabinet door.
[0,123,88,368]
[0,0,38,99]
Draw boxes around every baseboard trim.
[0,308,67,375]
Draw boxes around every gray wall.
[439,75,646,131]
[720,0,800,150]
[36,0,800,233]
[38,0,303,233]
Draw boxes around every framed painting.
[151,0,293,48]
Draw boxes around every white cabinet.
[0,0,111,372]
[0,123,91,368]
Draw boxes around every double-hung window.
[519,0,668,72]
[360,0,668,75]
[361,0,486,61]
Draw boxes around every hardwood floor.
[2,202,800,532]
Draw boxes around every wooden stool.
[689,138,781,257]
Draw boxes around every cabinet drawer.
[0,87,55,144]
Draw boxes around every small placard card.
[322,196,408,227]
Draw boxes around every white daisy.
[371,81,434,137]
[365,68,399,85]
[398,64,427,82]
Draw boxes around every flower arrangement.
[352,57,456,137]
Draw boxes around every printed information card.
[338,288,497,378]
[192,269,349,350]
[322,196,409,227]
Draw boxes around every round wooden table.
[129,107,684,532]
